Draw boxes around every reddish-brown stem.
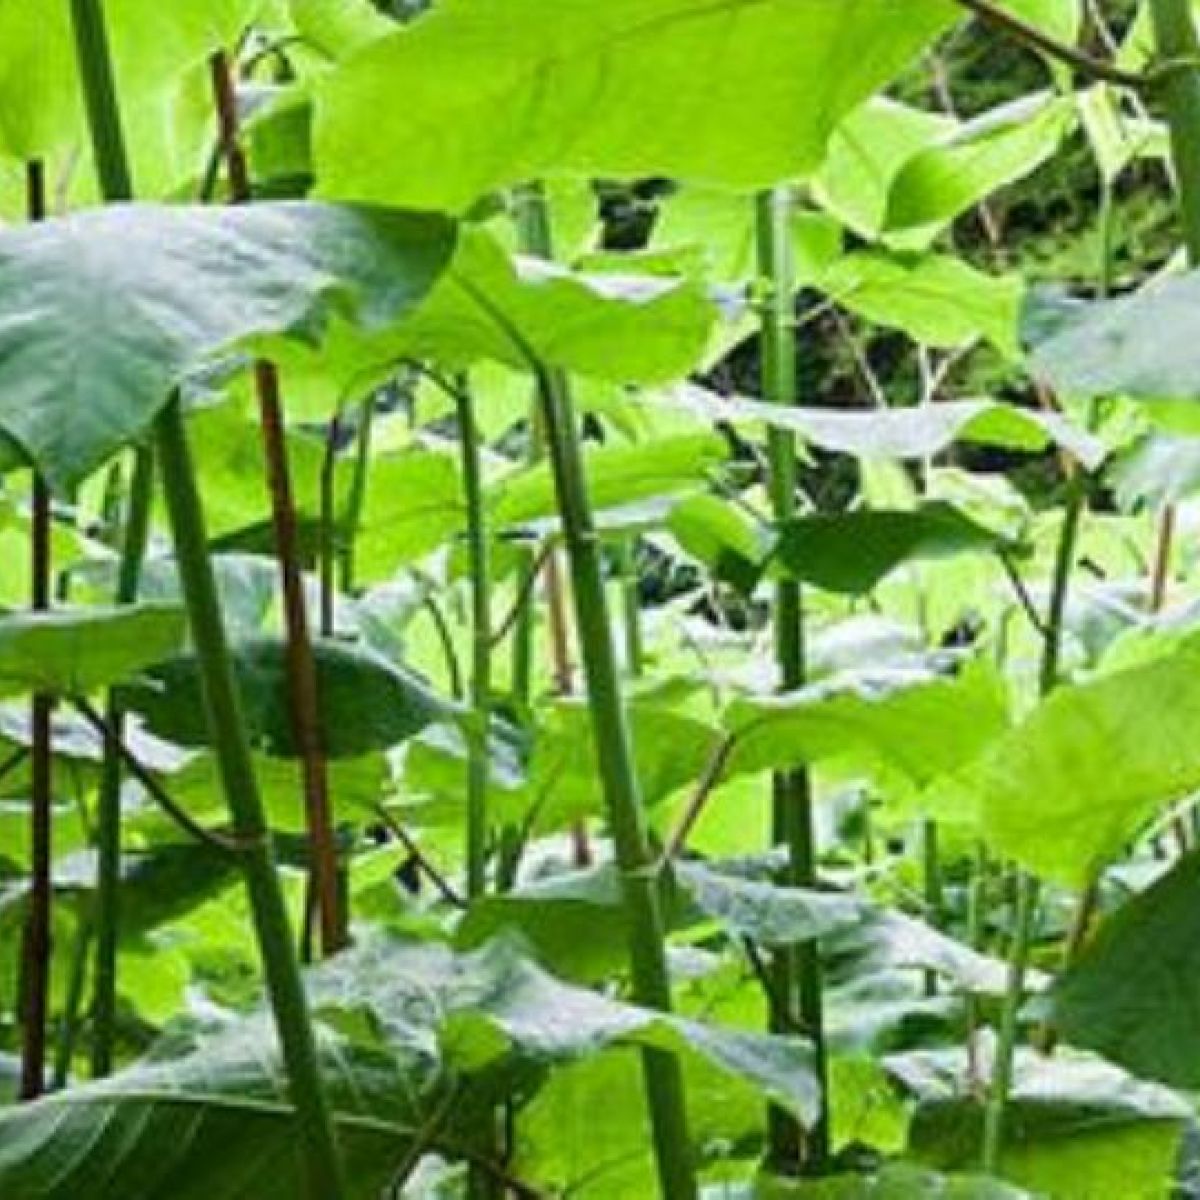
[1150,504,1176,613]
[19,161,52,1103]
[209,50,344,955]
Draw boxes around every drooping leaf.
[1026,272,1200,403]
[1052,852,1200,1090]
[313,0,956,211]
[272,226,718,410]
[116,637,451,758]
[885,93,1075,232]
[667,493,773,594]
[0,604,186,698]
[812,98,956,245]
[658,385,1106,469]
[892,1046,1190,1200]
[977,636,1200,888]
[0,202,455,488]
[723,663,1010,788]
[774,503,1010,595]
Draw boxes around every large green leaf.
[1026,273,1200,403]
[893,1047,1190,1200]
[0,203,454,489]
[774,503,1009,595]
[116,638,450,758]
[489,432,727,529]
[1052,852,1200,1090]
[0,933,818,1198]
[723,663,1010,787]
[272,226,718,411]
[0,0,254,165]
[977,636,1200,888]
[313,0,956,210]
[0,604,186,698]
[812,98,956,245]
[817,251,1024,356]
[885,93,1075,232]
[660,385,1106,468]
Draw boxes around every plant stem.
[535,361,697,1198]
[513,184,590,868]
[482,201,701,1188]
[755,186,828,1174]
[68,3,346,1192]
[209,49,344,955]
[18,162,51,1103]
[156,398,347,1198]
[455,377,493,900]
[91,444,154,1078]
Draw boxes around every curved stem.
[955,0,1145,89]
[755,186,828,1174]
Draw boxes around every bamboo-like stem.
[513,184,591,869]
[209,50,344,956]
[156,399,347,1198]
[467,210,695,1189]
[535,361,697,1198]
[455,378,493,900]
[18,161,51,1102]
[68,4,346,1193]
[91,444,154,1078]
[755,186,828,1174]
[618,539,644,678]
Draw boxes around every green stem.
[455,378,492,900]
[18,161,51,1103]
[755,186,828,1174]
[497,184,695,1193]
[156,399,346,1198]
[536,362,697,1198]
[922,818,943,998]
[619,539,644,678]
[91,444,154,1078]
[68,3,345,1193]
[1149,0,1200,263]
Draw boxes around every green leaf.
[723,662,1010,788]
[894,1046,1190,1200]
[667,493,772,594]
[489,432,727,529]
[0,604,186,698]
[0,0,255,165]
[1052,852,1200,1090]
[288,0,396,58]
[774,503,1009,595]
[1026,273,1200,403]
[885,93,1075,232]
[813,98,956,245]
[117,637,450,758]
[977,636,1200,888]
[817,251,1024,356]
[660,385,1106,469]
[313,0,956,211]
[0,202,455,489]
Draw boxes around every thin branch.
[997,551,1050,639]
[72,701,260,855]
[660,733,739,863]
[373,803,465,909]
[955,0,1147,89]
[489,540,553,648]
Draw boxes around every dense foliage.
[2,1,1200,1197]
